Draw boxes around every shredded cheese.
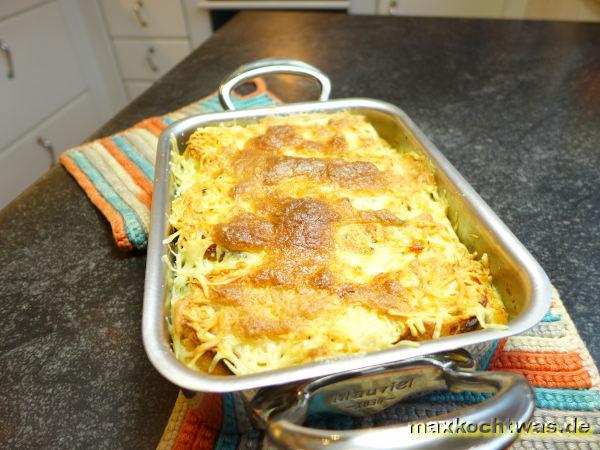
[165,112,508,375]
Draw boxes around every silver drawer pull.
[37,137,55,165]
[132,0,148,27]
[0,40,14,79]
[145,46,159,72]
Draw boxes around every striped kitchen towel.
[60,79,280,251]
[158,287,600,449]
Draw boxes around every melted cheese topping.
[167,112,508,375]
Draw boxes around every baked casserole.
[166,112,508,375]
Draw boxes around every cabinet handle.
[132,0,148,27]
[145,46,159,72]
[37,137,55,165]
[0,40,14,79]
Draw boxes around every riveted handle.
[0,40,14,79]
[252,351,534,450]
[218,58,332,111]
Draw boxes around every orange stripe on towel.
[137,117,167,136]
[100,138,153,202]
[60,154,132,251]
[499,367,592,389]
[173,393,222,450]
[488,339,591,388]
[149,117,168,132]
[489,351,584,372]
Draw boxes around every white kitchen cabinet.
[0,1,86,150]
[387,0,505,18]
[502,0,597,21]
[98,0,211,109]
[124,80,153,100]
[113,38,191,80]
[0,133,53,209]
[36,92,100,161]
[0,0,212,209]
[0,92,100,208]
[0,0,48,21]
[0,0,126,210]
[99,0,188,38]
[180,0,212,48]
[374,0,600,21]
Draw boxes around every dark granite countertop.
[1,11,599,449]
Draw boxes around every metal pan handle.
[251,351,534,450]
[218,58,332,111]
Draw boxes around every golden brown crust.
[232,125,390,201]
[213,213,274,252]
[169,112,508,374]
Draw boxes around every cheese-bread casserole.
[166,112,508,375]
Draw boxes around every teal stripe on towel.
[214,394,239,450]
[196,93,277,113]
[198,95,224,112]
[111,136,154,180]
[425,387,600,411]
[534,387,600,410]
[161,93,277,126]
[69,151,147,249]
[542,311,561,322]
[160,94,277,125]
[306,413,355,431]
[235,93,278,108]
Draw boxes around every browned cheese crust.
[167,113,508,374]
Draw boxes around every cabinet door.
[113,39,190,80]
[125,80,153,100]
[100,0,187,38]
[509,0,589,21]
[0,0,47,21]
[389,0,505,18]
[181,0,212,48]
[0,1,86,150]
[0,92,100,209]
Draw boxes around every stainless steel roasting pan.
[143,59,552,449]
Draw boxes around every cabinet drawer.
[125,80,153,100]
[0,1,86,150]
[0,0,47,21]
[389,0,504,17]
[0,92,100,209]
[100,0,187,38]
[114,39,190,80]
